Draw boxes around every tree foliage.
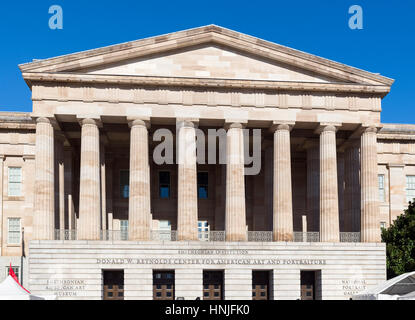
[381,201,415,279]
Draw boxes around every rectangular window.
[8,218,21,244]
[378,174,385,202]
[120,220,128,241]
[406,175,415,203]
[159,171,170,199]
[198,221,209,241]
[8,167,22,196]
[5,266,20,282]
[380,221,387,230]
[197,172,208,199]
[120,170,129,199]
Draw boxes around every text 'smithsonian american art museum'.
[0,25,413,300]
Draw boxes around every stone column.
[78,118,101,240]
[264,142,273,231]
[100,140,107,232]
[319,125,340,242]
[225,122,247,241]
[337,151,345,231]
[64,147,73,230]
[305,142,320,232]
[177,120,198,240]
[344,144,361,232]
[214,165,225,231]
[361,126,380,242]
[55,133,65,232]
[272,124,293,241]
[128,119,151,240]
[33,117,55,240]
[106,156,114,232]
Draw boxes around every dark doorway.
[301,271,317,300]
[153,270,175,300]
[103,270,124,300]
[203,271,224,300]
[252,271,271,300]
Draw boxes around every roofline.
[19,24,394,87]
[21,72,392,96]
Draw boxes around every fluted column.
[272,124,293,241]
[225,122,247,241]
[100,140,107,232]
[33,117,55,240]
[55,133,65,232]
[337,151,345,231]
[128,119,151,240]
[344,144,361,232]
[78,118,101,240]
[319,125,340,242]
[64,147,73,230]
[361,126,380,242]
[177,120,198,240]
[106,156,114,232]
[306,142,320,232]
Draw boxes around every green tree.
[381,201,415,279]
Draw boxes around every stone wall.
[28,240,385,300]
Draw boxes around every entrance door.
[103,270,124,300]
[252,271,270,300]
[153,271,175,300]
[203,271,223,300]
[301,271,315,300]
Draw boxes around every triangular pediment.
[19,25,394,88]
[78,43,344,83]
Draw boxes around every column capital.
[314,122,342,135]
[270,121,295,132]
[33,116,61,129]
[224,122,245,130]
[362,126,378,134]
[35,117,52,125]
[176,118,199,129]
[128,118,150,129]
[77,117,102,127]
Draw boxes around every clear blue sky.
[0,0,413,123]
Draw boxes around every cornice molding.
[23,72,391,96]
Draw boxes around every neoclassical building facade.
[0,25,414,300]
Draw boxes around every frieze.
[96,257,326,265]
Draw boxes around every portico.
[22,25,393,245]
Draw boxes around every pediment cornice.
[22,72,390,96]
[19,25,394,89]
